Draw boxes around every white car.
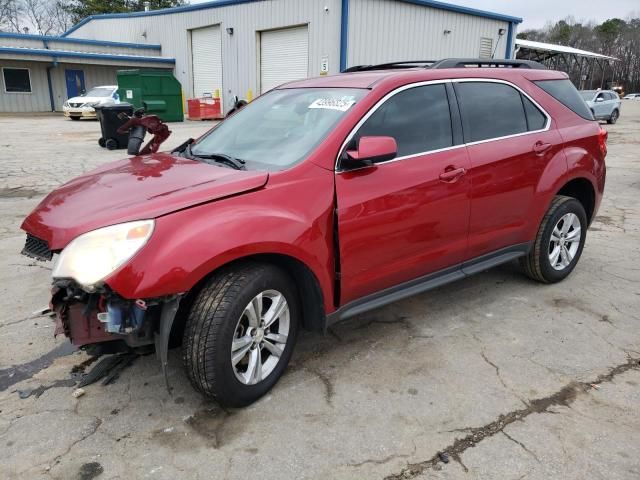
[623,93,640,100]
[63,85,119,120]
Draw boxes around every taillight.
[598,127,608,157]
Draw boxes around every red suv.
[21,59,606,406]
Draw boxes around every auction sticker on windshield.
[309,97,356,112]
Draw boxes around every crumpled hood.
[21,153,269,250]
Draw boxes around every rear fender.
[526,143,600,239]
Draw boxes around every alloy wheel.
[231,290,290,385]
[548,212,581,270]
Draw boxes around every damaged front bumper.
[50,280,182,387]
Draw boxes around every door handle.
[533,141,552,155]
[439,167,466,183]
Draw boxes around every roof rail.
[343,60,436,72]
[429,58,547,69]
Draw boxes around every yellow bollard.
[214,89,220,99]
[247,89,253,102]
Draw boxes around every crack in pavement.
[501,430,540,463]
[305,367,335,407]
[41,416,103,475]
[347,442,417,468]
[384,356,640,480]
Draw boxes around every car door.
[453,80,564,260]
[335,82,471,304]
[593,91,608,118]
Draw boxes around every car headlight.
[83,102,98,108]
[52,220,155,290]
[63,101,70,108]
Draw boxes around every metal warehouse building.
[3,0,522,114]
[0,34,174,112]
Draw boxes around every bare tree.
[1,0,72,34]
[23,0,55,34]
[0,0,24,32]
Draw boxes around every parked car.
[580,89,621,123]
[63,85,119,120]
[623,93,640,100]
[22,59,607,407]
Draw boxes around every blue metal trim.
[395,0,522,24]
[0,32,161,50]
[505,22,514,59]
[46,65,55,111]
[62,0,265,36]
[62,0,521,38]
[340,0,349,72]
[0,47,175,64]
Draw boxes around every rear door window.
[354,83,453,157]
[534,79,594,120]
[455,81,528,143]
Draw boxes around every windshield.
[580,91,596,101]
[84,87,115,97]
[191,88,367,171]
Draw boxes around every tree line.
[518,16,640,94]
[0,0,184,35]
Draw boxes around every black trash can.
[95,103,133,150]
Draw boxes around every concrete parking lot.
[1,106,639,480]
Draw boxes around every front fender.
[105,170,336,313]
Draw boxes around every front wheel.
[520,196,587,283]
[607,109,619,124]
[182,263,299,407]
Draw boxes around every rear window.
[535,79,594,120]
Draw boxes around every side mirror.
[343,136,397,169]
[595,97,604,103]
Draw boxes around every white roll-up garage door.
[191,25,223,98]
[260,25,309,93]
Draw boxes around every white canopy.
[515,39,617,61]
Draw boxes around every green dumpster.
[116,70,184,122]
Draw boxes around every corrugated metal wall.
[0,60,163,112]
[347,0,510,67]
[49,63,120,111]
[59,0,517,111]
[0,60,50,112]
[66,0,343,110]
[0,35,160,56]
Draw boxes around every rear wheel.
[607,109,619,124]
[182,263,299,407]
[520,196,587,283]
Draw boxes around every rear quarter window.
[534,79,594,120]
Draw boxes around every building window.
[3,68,32,93]
[479,37,493,58]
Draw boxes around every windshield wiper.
[184,144,246,170]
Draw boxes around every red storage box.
[187,97,222,120]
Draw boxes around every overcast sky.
[190,0,639,30]
[451,0,639,29]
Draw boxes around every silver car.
[580,90,621,124]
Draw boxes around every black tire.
[607,109,619,124]
[98,137,106,148]
[105,138,118,150]
[182,262,299,407]
[70,116,80,121]
[520,196,587,283]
